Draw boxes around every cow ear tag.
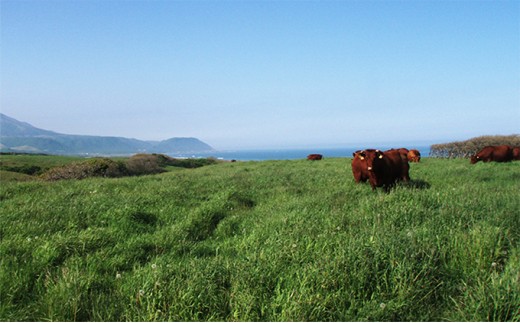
[378,154,383,159]
[359,156,364,160]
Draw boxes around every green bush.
[125,154,168,176]
[0,164,42,175]
[41,158,128,180]
[126,154,219,175]
[167,157,219,168]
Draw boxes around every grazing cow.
[512,147,520,161]
[407,149,421,162]
[351,150,369,183]
[355,149,410,191]
[470,145,513,164]
[307,154,323,161]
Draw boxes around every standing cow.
[353,149,410,191]
[470,145,513,164]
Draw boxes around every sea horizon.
[167,145,432,161]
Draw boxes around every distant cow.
[407,149,421,162]
[512,147,520,161]
[470,145,513,164]
[307,154,323,161]
[351,150,369,183]
[354,149,410,191]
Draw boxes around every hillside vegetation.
[1,156,519,321]
[0,153,218,181]
[430,134,520,158]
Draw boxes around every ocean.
[167,146,432,161]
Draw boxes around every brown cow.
[355,149,410,191]
[395,148,409,160]
[307,154,323,161]
[470,145,513,164]
[385,149,412,181]
[351,150,369,183]
[512,147,520,161]
[407,149,421,162]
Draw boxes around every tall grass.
[1,158,519,321]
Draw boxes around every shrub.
[125,154,168,176]
[0,164,42,175]
[39,154,219,180]
[41,158,128,180]
[126,154,219,175]
[167,157,219,168]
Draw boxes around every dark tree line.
[429,135,520,158]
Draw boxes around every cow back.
[384,149,410,182]
[307,154,323,160]
[396,148,409,160]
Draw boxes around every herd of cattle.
[306,145,520,191]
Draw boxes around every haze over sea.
[168,145,431,161]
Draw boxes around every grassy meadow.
[0,155,519,321]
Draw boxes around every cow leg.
[369,179,377,191]
[353,173,361,183]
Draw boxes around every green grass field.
[1,156,519,321]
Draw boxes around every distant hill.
[0,113,214,155]
[0,113,59,137]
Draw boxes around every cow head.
[407,149,421,162]
[470,155,480,164]
[359,149,384,171]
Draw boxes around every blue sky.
[1,0,519,150]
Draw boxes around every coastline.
[166,146,432,161]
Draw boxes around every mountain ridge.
[0,113,214,155]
